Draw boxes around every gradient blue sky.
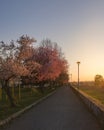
[0,0,104,81]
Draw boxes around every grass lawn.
[74,82,104,105]
[0,86,55,121]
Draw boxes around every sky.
[0,0,104,81]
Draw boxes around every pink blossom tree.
[34,39,69,89]
[0,40,29,106]
[17,35,41,86]
[0,36,39,106]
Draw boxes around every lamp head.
[76,61,80,65]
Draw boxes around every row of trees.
[0,35,69,107]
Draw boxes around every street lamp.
[76,61,80,89]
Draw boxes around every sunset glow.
[0,0,104,81]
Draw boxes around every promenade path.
[2,86,100,130]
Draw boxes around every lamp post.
[76,61,80,89]
[69,74,72,83]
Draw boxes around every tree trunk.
[39,82,44,94]
[2,80,16,107]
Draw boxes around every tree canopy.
[0,36,69,106]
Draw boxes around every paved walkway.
[2,86,100,130]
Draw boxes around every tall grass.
[78,82,104,104]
